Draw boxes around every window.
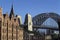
[0,22,1,27]
[0,18,2,40]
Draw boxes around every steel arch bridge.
[32,13,60,33]
[22,13,60,40]
[32,13,60,25]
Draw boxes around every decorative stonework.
[0,7,23,40]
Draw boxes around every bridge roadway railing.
[20,24,59,30]
[33,25,59,31]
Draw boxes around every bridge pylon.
[24,13,33,31]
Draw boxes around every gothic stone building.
[0,6,24,40]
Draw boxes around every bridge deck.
[33,25,59,30]
[20,24,59,30]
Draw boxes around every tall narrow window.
[0,19,2,40]
[7,21,8,40]
[12,24,13,40]
[16,26,18,40]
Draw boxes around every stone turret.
[0,7,2,17]
[0,7,2,12]
[17,15,22,25]
[24,13,33,31]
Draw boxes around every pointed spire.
[9,5,14,18]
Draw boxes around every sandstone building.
[0,6,24,40]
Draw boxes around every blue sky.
[0,0,60,23]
